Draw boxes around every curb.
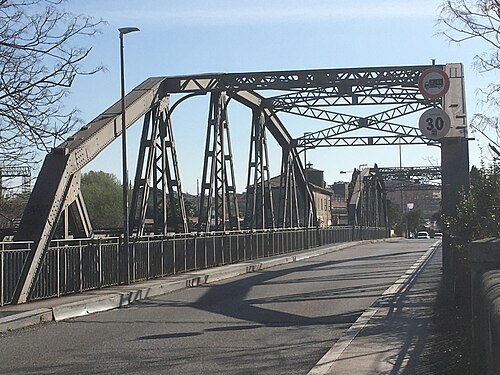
[0,239,386,333]
[0,308,52,333]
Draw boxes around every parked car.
[434,232,443,239]
[417,231,430,239]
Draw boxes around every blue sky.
[58,0,497,194]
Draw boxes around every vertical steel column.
[129,97,188,235]
[277,150,300,228]
[129,110,154,236]
[244,108,275,229]
[162,107,189,233]
[198,92,240,231]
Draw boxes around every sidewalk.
[0,240,368,333]
[317,244,458,374]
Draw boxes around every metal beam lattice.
[129,97,188,236]
[0,166,31,193]
[11,64,464,305]
[294,102,435,149]
[198,92,240,231]
[245,109,275,229]
[348,167,387,229]
[276,150,301,228]
[380,166,442,192]
[163,65,440,93]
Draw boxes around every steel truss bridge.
[379,166,442,191]
[10,63,467,303]
[0,166,31,194]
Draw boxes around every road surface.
[0,239,436,374]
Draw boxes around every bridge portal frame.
[12,63,468,303]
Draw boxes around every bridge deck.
[0,239,457,374]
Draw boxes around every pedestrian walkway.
[314,243,444,374]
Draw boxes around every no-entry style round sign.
[418,108,451,140]
[418,68,450,99]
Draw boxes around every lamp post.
[119,26,139,283]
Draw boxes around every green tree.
[0,191,29,228]
[445,165,500,246]
[386,199,404,235]
[405,209,424,237]
[81,171,122,229]
[145,191,196,231]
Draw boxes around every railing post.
[98,239,102,288]
[117,236,122,284]
[147,239,150,280]
[161,236,165,276]
[194,234,198,269]
[79,246,83,293]
[1,244,3,306]
[57,246,60,298]
[172,237,176,274]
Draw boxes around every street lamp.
[119,26,139,283]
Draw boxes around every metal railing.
[1,226,387,305]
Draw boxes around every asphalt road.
[0,239,435,374]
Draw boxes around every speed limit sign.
[418,108,451,140]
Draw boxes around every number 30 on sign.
[418,108,451,140]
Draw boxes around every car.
[434,232,443,239]
[417,231,430,239]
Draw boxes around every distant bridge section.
[379,166,441,191]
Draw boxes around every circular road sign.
[418,108,451,140]
[418,68,450,99]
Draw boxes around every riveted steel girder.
[244,109,275,229]
[12,63,466,304]
[293,102,434,148]
[198,92,240,231]
[229,90,316,228]
[160,65,441,93]
[348,167,387,228]
[129,96,188,236]
[13,77,165,303]
[379,166,441,182]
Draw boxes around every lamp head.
[119,27,140,35]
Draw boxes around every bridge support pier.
[441,137,470,301]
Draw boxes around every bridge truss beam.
[0,166,31,194]
[13,63,462,304]
[198,92,240,231]
[379,166,442,192]
[244,108,275,229]
[129,96,189,236]
[347,167,387,229]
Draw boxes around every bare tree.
[0,0,103,168]
[439,0,500,158]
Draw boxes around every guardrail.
[468,238,500,375]
[1,226,387,305]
